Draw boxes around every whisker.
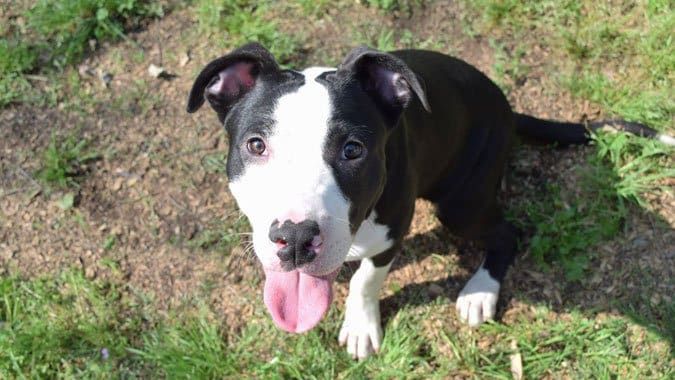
[330,216,354,230]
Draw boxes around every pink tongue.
[263,269,338,333]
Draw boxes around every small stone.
[111,178,124,191]
[148,64,167,78]
[111,225,123,236]
[179,52,190,67]
[78,64,92,77]
[126,177,138,187]
[85,266,96,279]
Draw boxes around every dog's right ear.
[337,46,431,121]
[187,43,279,121]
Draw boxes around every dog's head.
[187,43,429,333]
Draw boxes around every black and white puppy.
[187,43,671,359]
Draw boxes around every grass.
[0,272,143,377]
[188,217,250,254]
[36,132,100,189]
[111,78,162,114]
[465,0,674,128]
[490,40,529,94]
[514,132,673,280]
[0,40,39,107]
[193,0,301,65]
[1,272,671,378]
[593,132,675,207]
[362,0,425,13]
[0,0,166,107]
[138,298,427,378]
[26,0,163,68]
[2,0,674,378]
[463,0,675,279]
[474,309,672,378]
[520,162,626,280]
[295,0,331,17]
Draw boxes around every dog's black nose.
[269,219,321,268]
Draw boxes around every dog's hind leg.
[455,218,518,326]
[435,197,519,326]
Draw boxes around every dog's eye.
[342,141,363,160]
[247,137,266,155]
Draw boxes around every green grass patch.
[353,28,444,60]
[26,0,164,68]
[2,272,671,378]
[188,217,250,254]
[362,0,425,13]
[0,0,165,107]
[464,0,674,130]
[0,270,431,378]
[36,132,100,189]
[193,0,300,64]
[0,40,37,75]
[130,304,432,378]
[514,133,673,280]
[459,309,673,378]
[566,73,673,130]
[295,0,332,17]
[0,40,39,106]
[463,0,675,278]
[111,78,162,114]
[0,272,146,377]
[128,306,237,378]
[490,40,529,94]
[521,162,626,280]
[593,132,675,207]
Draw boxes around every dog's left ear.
[337,46,431,118]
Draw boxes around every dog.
[187,43,672,359]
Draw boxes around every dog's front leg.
[339,257,392,359]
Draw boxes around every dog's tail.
[514,113,675,147]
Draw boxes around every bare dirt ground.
[1,0,673,344]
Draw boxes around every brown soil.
[1,1,673,339]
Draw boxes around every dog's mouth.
[263,267,341,333]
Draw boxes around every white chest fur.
[346,212,393,261]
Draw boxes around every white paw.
[338,297,382,360]
[456,267,500,327]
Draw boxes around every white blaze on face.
[228,67,352,275]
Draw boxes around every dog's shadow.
[377,228,496,324]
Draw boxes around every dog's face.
[187,43,429,333]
